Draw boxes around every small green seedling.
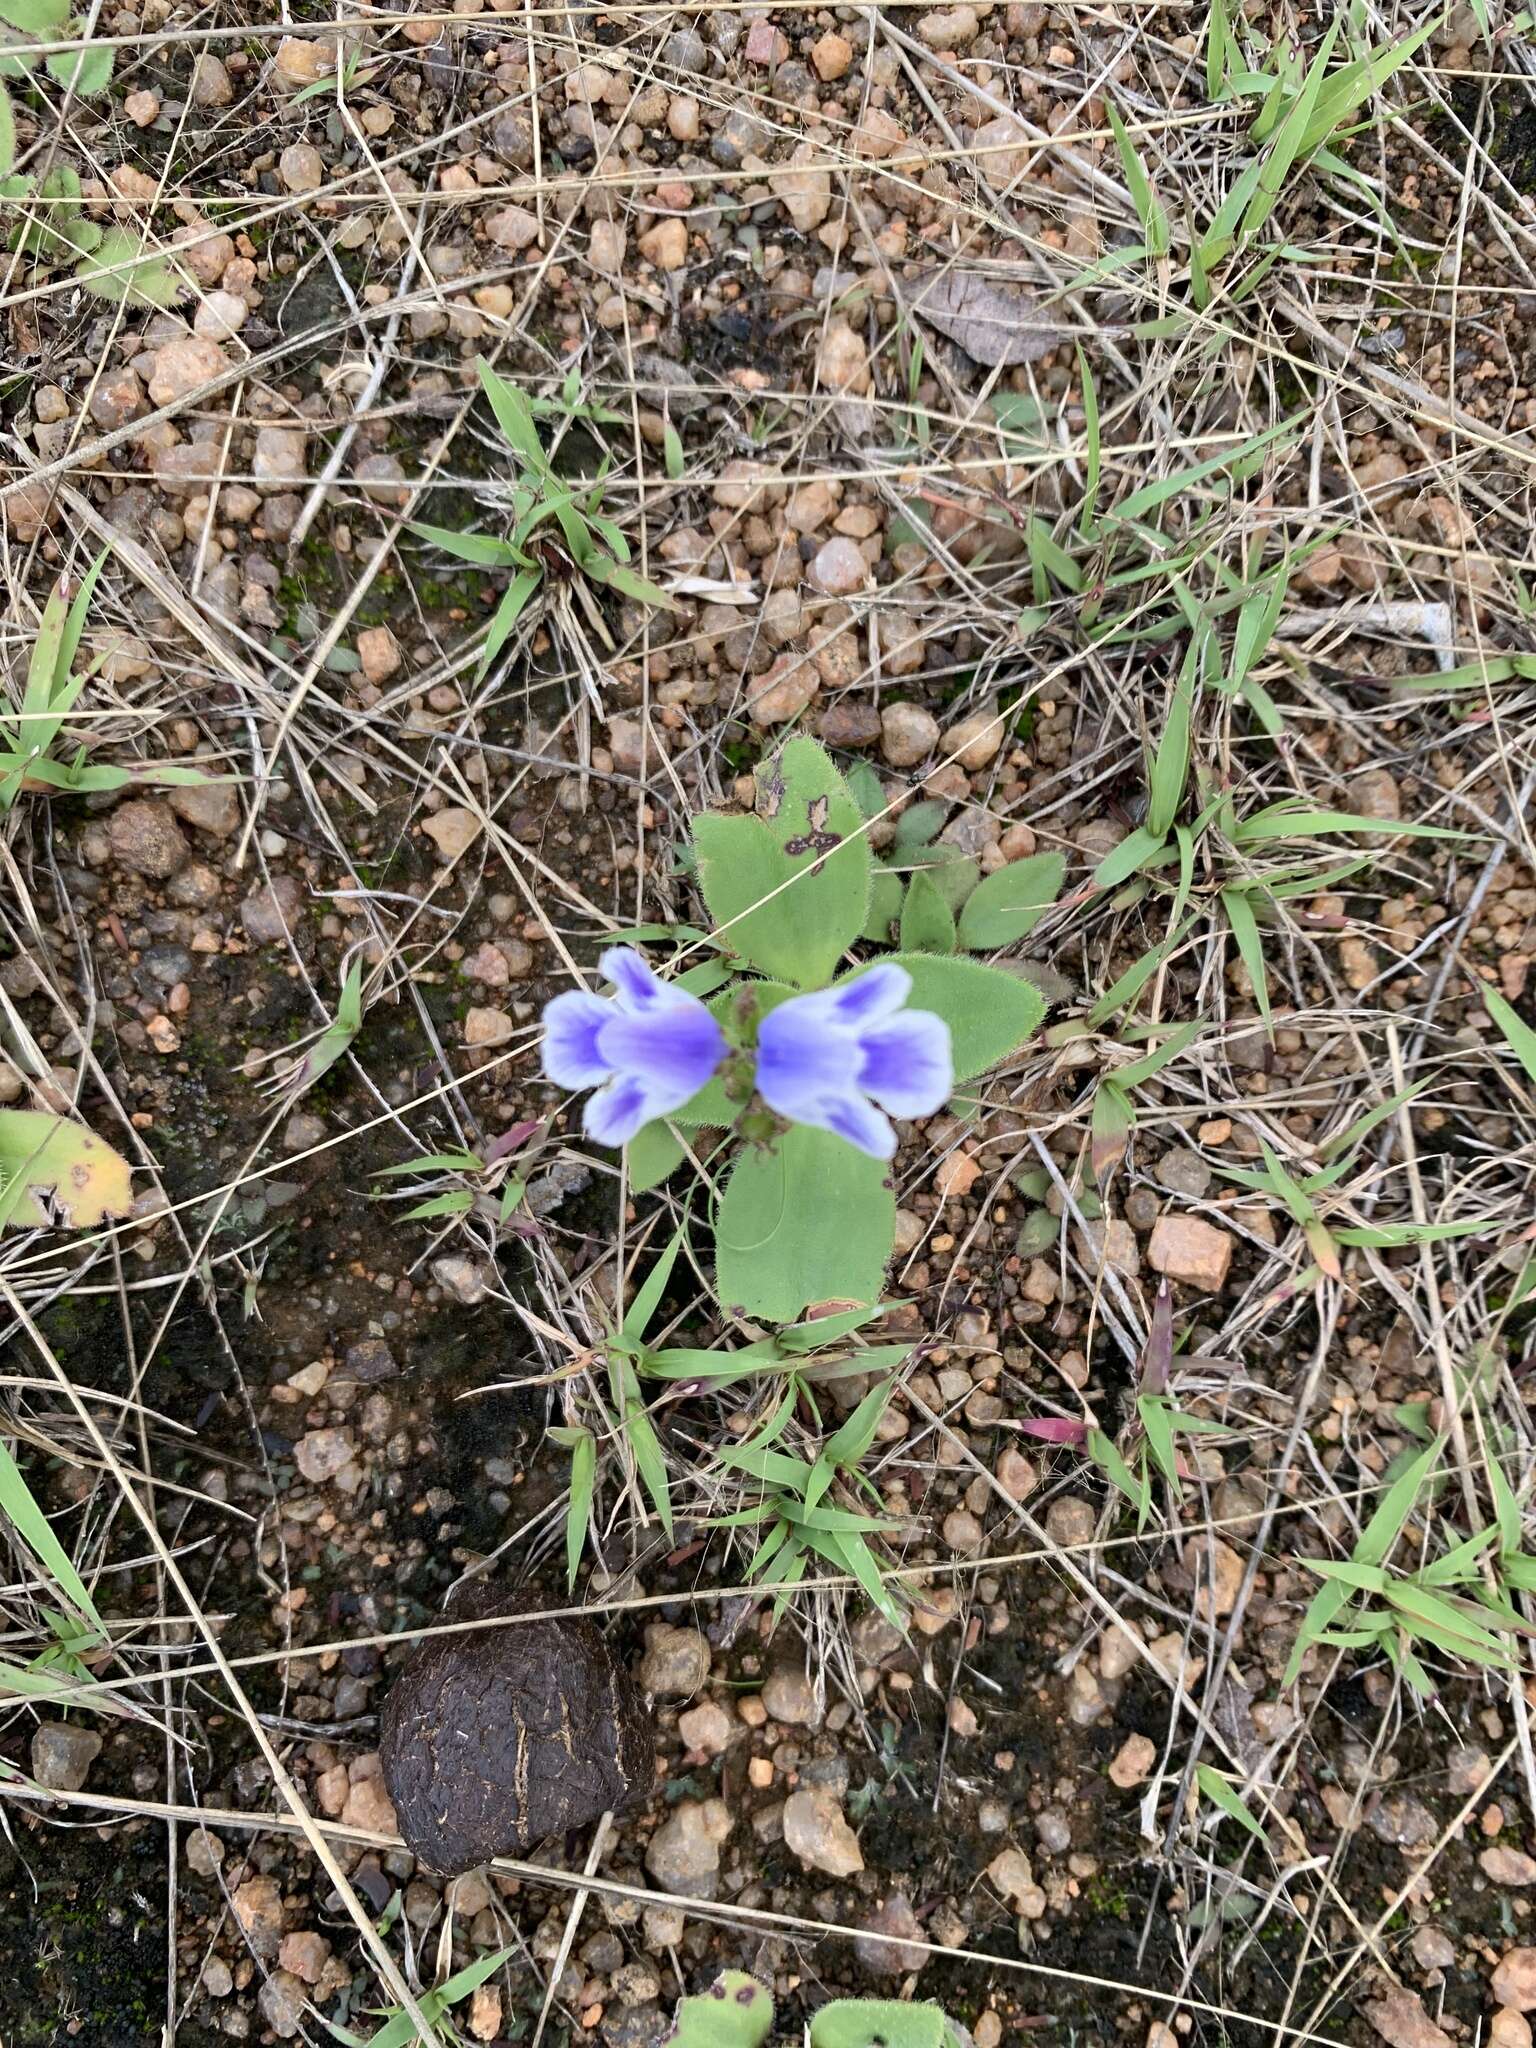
[847,757,1066,957]
[1,554,211,808]
[1086,13,1438,302]
[371,1120,539,1231]
[290,44,375,101]
[325,1941,519,2048]
[664,1971,774,2048]
[1,32,184,304]
[664,1973,970,2048]
[559,1223,916,1612]
[1284,1439,1524,1698]
[1083,1282,1228,1528]
[263,957,365,1110]
[0,1430,102,1633]
[1217,1102,1489,1290]
[1195,1765,1267,1841]
[0,0,113,95]
[413,358,678,675]
[1089,1016,1205,1182]
[711,1368,910,1632]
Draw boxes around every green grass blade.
[1077,349,1101,536]
[1234,801,1466,845]
[564,1429,595,1589]
[1086,914,1199,1028]
[1170,822,1196,930]
[1147,675,1193,838]
[1116,1015,1205,1088]
[1240,19,1340,243]
[1221,885,1271,1032]
[1112,416,1297,524]
[1490,1458,1524,1558]
[1199,155,1267,268]
[1301,16,1438,151]
[622,1225,687,1346]
[399,1192,474,1221]
[1317,1080,1426,1161]
[1206,0,1229,100]
[0,1436,101,1630]
[411,522,522,568]
[1087,1428,1150,1522]
[604,561,683,612]
[624,1398,672,1537]
[1229,557,1290,692]
[1356,1440,1439,1568]
[1105,103,1168,256]
[1305,1558,1390,1592]
[56,546,109,702]
[1091,824,1169,894]
[21,574,70,735]
[481,566,543,673]
[1188,226,1211,309]
[1419,1524,1499,1587]
[1025,515,1085,593]
[1486,985,1536,1089]
[1091,1079,1133,1182]
[1333,1219,1495,1248]
[1284,1575,1352,1683]
[1387,1634,1436,1698]
[805,1524,906,1632]
[374,1150,484,1177]
[808,1378,893,1510]
[1138,1394,1182,1497]
[1196,1765,1266,1839]
[475,358,546,467]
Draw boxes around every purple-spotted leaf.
[695,739,870,988]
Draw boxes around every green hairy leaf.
[885,952,1045,1083]
[715,1126,894,1322]
[956,850,1065,949]
[695,738,871,987]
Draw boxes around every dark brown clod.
[379,1609,653,1874]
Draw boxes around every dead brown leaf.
[900,268,1065,367]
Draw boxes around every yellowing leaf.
[0,1109,133,1229]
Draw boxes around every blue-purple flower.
[542,948,727,1146]
[755,962,952,1161]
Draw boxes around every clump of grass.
[1,550,209,808]
[557,1222,919,1629]
[411,359,677,681]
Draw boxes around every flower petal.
[541,990,614,1088]
[756,995,862,1123]
[602,947,663,1012]
[819,1090,897,1160]
[597,999,727,1109]
[584,1074,654,1146]
[828,962,912,1027]
[858,1007,953,1117]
